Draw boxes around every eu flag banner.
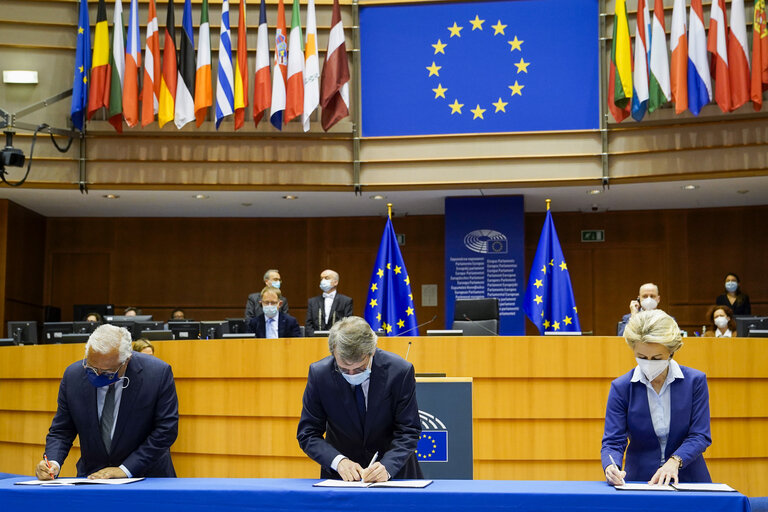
[71,0,91,131]
[359,0,599,137]
[522,208,581,334]
[365,218,418,336]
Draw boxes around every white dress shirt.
[330,355,373,472]
[715,328,732,338]
[323,291,337,323]
[631,359,685,466]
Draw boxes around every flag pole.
[546,198,551,211]
[387,202,392,219]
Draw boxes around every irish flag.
[285,0,304,124]
[194,0,212,127]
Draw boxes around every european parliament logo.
[463,229,508,254]
[416,410,448,463]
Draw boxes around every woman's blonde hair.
[624,309,683,354]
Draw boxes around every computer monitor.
[141,330,174,341]
[134,321,164,339]
[168,321,200,340]
[735,316,768,337]
[105,315,153,323]
[42,322,74,344]
[6,321,37,345]
[72,321,99,334]
[0,338,15,347]
[200,321,228,339]
[60,333,90,344]
[311,330,330,338]
[73,304,114,322]
[747,329,768,338]
[226,318,247,334]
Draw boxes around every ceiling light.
[282,195,298,200]
[102,194,120,199]
[193,194,209,200]
[682,184,699,190]
[370,194,387,200]
[586,189,602,195]
[3,70,38,84]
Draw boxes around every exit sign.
[581,230,605,242]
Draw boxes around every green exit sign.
[581,230,605,242]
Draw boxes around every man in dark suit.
[304,269,354,337]
[245,269,289,322]
[248,286,301,338]
[297,316,422,482]
[35,324,178,480]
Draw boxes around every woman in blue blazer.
[602,309,712,486]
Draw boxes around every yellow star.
[386,263,391,269]
[549,259,554,266]
[508,36,523,51]
[543,319,551,329]
[377,268,384,278]
[78,27,84,34]
[449,99,464,114]
[563,316,572,326]
[426,61,442,77]
[509,81,524,96]
[83,76,87,84]
[79,66,84,73]
[381,321,389,331]
[408,293,413,301]
[385,323,393,333]
[397,319,405,328]
[491,20,506,35]
[559,261,568,271]
[404,275,410,285]
[540,265,547,273]
[376,312,381,321]
[471,104,486,119]
[371,283,378,292]
[552,321,561,331]
[369,299,378,308]
[492,97,508,113]
[469,15,485,30]
[534,279,543,288]
[432,39,447,54]
[394,265,402,274]
[447,22,463,38]
[541,311,545,318]
[573,306,578,313]
[515,57,530,73]
[406,307,414,316]
[432,83,448,99]
[534,295,543,304]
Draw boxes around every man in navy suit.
[304,269,354,337]
[297,316,422,482]
[248,286,301,338]
[35,324,178,480]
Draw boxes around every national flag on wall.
[253,0,272,125]
[302,0,320,131]
[215,0,235,128]
[522,204,581,335]
[752,0,768,110]
[270,0,288,130]
[123,0,141,127]
[194,0,212,127]
[707,0,731,112]
[670,0,688,113]
[71,0,90,131]
[365,217,419,336]
[631,0,650,121]
[648,0,671,113]
[141,0,160,126]
[321,0,350,131]
[88,0,109,120]
[158,0,178,128]
[107,0,125,132]
[608,0,632,122]
[285,0,305,124]
[175,0,196,128]
[234,0,249,130]
[688,0,712,116]
[728,0,750,110]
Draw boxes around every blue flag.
[365,218,418,336]
[523,209,581,334]
[71,0,91,131]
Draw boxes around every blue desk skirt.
[0,478,752,512]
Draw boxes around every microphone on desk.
[398,315,437,362]
[462,314,498,336]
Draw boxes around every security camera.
[0,131,25,171]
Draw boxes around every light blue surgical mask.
[320,279,333,293]
[342,368,371,386]
[270,280,281,290]
[725,281,738,293]
[263,305,279,318]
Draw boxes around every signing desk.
[0,478,752,512]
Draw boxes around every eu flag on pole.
[71,0,91,131]
[523,205,581,335]
[365,217,418,336]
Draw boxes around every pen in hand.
[361,451,379,482]
[608,454,625,485]
[43,453,55,479]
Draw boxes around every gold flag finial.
[387,203,393,219]
[545,199,551,211]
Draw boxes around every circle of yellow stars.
[368,262,414,334]
[531,258,578,331]
[416,433,438,459]
[427,15,528,119]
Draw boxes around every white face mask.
[320,279,333,293]
[636,358,669,381]
[263,305,279,318]
[725,281,738,293]
[339,356,372,386]
[640,297,658,311]
[714,316,729,329]
[269,280,281,290]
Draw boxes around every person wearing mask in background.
[132,339,155,355]
[247,286,301,338]
[169,309,186,321]
[245,269,289,322]
[617,283,662,336]
[305,269,354,337]
[703,305,737,338]
[716,273,751,316]
[602,310,712,486]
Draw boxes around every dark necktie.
[100,383,116,453]
[354,384,366,426]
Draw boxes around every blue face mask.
[270,280,281,290]
[725,281,738,293]
[339,356,372,386]
[84,361,125,388]
[263,305,279,318]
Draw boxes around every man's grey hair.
[85,324,133,362]
[624,309,683,354]
[324,269,340,283]
[328,316,377,363]
[264,269,280,281]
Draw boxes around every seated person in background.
[703,305,736,338]
[133,339,155,355]
[124,307,141,317]
[602,310,712,486]
[617,283,662,336]
[245,269,289,322]
[170,308,186,321]
[247,286,301,339]
[85,312,102,324]
[305,269,354,337]
[716,273,751,316]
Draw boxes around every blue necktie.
[267,317,277,339]
[354,385,366,426]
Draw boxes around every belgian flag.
[87,0,109,119]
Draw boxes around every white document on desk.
[671,483,737,492]
[614,483,676,491]
[15,478,145,486]
[313,479,433,488]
